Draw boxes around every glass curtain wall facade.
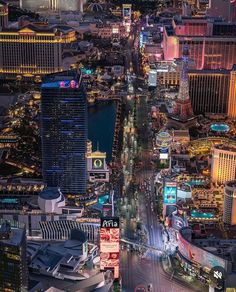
[41,70,87,198]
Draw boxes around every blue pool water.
[98,194,109,205]
[210,124,229,132]
[187,180,207,186]
[0,198,18,204]
[191,210,214,219]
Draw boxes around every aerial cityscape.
[0,0,236,291]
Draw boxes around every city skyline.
[0,0,236,291]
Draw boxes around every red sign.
[100,218,120,279]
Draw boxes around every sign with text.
[100,217,120,279]
[164,182,177,205]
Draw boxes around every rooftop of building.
[0,220,25,246]
[0,23,75,34]
[87,150,106,158]
[28,229,88,272]
[165,16,236,38]
[225,180,236,188]
[29,272,110,292]
[0,0,7,7]
[214,144,236,152]
[42,69,82,88]
[39,187,63,201]
[172,129,190,136]
[189,68,231,74]
[174,16,209,25]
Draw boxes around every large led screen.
[178,228,226,270]
[100,217,120,279]
[164,182,177,205]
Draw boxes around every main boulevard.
[118,22,193,292]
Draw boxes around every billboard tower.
[122,4,132,33]
[100,217,120,280]
[163,181,177,217]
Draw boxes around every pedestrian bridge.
[121,237,163,255]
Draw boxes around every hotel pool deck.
[191,210,215,219]
[0,198,18,204]
[210,123,230,132]
[187,180,207,186]
[98,194,109,205]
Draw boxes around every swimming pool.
[0,198,18,204]
[98,194,109,205]
[191,210,214,219]
[210,124,229,132]
[186,180,207,187]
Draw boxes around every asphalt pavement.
[120,95,194,291]
[119,23,195,292]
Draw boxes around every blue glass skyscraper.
[41,70,87,198]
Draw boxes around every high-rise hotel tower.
[41,70,87,199]
[211,145,236,184]
[0,220,28,292]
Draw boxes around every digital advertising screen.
[178,228,226,270]
[42,80,79,89]
[160,148,169,160]
[100,217,120,279]
[123,5,131,18]
[148,70,157,87]
[164,182,177,204]
[102,203,113,217]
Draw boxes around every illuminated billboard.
[148,70,157,87]
[102,203,112,217]
[160,148,169,160]
[41,80,79,89]
[164,182,177,204]
[178,228,226,270]
[122,4,132,18]
[100,217,120,279]
[139,31,149,48]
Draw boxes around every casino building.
[154,62,234,115]
[20,0,84,12]
[228,65,236,119]
[211,145,236,184]
[0,23,76,79]
[163,17,236,70]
